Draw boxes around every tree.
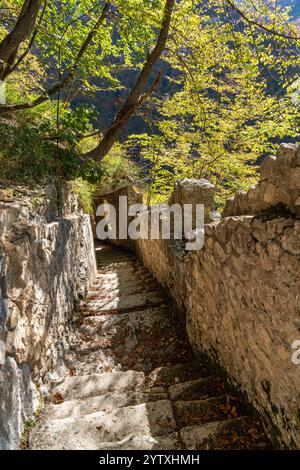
[0,0,43,81]
[0,0,175,161]
[127,0,300,204]
[0,0,299,179]
[86,0,175,160]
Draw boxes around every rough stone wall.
[104,144,300,448]
[185,215,300,448]
[0,184,97,449]
[137,237,187,319]
[223,143,300,217]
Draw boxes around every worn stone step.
[95,246,132,254]
[180,416,269,450]
[30,400,176,450]
[80,291,165,313]
[28,241,268,450]
[87,282,159,300]
[46,387,168,421]
[73,309,191,372]
[96,250,134,257]
[95,271,154,285]
[51,370,145,401]
[168,376,225,401]
[96,253,135,259]
[92,277,145,289]
[148,361,210,387]
[97,259,136,267]
[96,264,136,273]
[174,395,244,427]
[96,432,181,450]
[97,266,137,275]
[79,306,170,331]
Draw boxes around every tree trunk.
[85,0,175,161]
[0,0,42,81]
[0,1,111,112]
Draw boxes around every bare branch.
[6,0,48,79]
[225,0,300,41]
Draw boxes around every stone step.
[95,271,154,285]
[95,432,181,450]
[180,416,269,450]
[73,309,192,371]
[87,282,159,300]
[95,251,134,258]
[97,259,136,267]
[94,275,155,287]
[28,242,268,450]
[80,291,165,313]
[51,370,145,401]
[97,266,137,275]
[96,252,135,258]
[94,245,128,255]
[96,264,136,273]
[30,400,177,450]
[174,395,244,427]
[46,387,168,421]
[148,361,210,387]
[168,376,225,401]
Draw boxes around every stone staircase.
[29,243,269,450]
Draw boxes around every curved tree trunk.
[0,0,42,81]
[85,0,175,161]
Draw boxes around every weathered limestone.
[169,178,216,224]
[0,184,96,449]
[223,143,300,217]
[104,144,300,448]
[185,215,300,448]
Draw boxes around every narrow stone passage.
[29,243,269,450]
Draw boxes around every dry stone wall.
[0,184,96,449]
[223,143,300,217]
[184,215,300,448]
[104,144,300,448]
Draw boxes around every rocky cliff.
[0,184,96,449]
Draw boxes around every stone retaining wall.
[0,184,97,449]
[99,143,300,448]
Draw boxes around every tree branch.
[85,0,175,161]
[225,0,300,41]
[0,1,111,113]
[0,0,43,81]
[5,0,48,79]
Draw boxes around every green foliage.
[1,0,300,205]
[69,178,97,214]
[128,0,300,206]
[59,106,99,146]
[99,144,143,193]
[1,0,165,104]
[0,108,104,184]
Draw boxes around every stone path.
[29,243,269,450]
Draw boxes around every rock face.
[223,144,300,217]
[169,178,216,224]
[0,184,96,449]
[185,216,300,448]
[100,143,300,448]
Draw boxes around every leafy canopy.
[128,0,300,205]
[0,0,300,203]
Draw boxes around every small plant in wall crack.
[20,407,42,450]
